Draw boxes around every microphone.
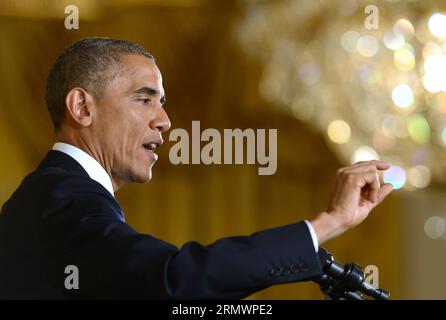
[316,247,390,300]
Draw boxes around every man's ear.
[65,88,95,128]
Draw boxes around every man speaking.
[0,38,393,299]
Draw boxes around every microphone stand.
[315,247,390,300]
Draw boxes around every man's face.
[92,54,170,187]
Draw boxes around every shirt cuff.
[304,220,319,252]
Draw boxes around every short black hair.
[45,37,154,131]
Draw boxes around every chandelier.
[237,0,446,190]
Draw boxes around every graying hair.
[45,37,154,131]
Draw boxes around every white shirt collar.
[52,142,115,197]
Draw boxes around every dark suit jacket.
[0,150,322,299]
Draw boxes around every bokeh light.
[383,30,404,50]
[357,35,379,57]
[428,13,446,38]
[394,18,415,41]
[426,93,446,113]
[423,72,443,93]
[408,165,431,188]
[423,54,446,93]
[424,54,446,74]
[341,30,360,53]
[327,120,351,144]
[407,114,430,144]
[442,128,446,145]
[424,216,446,239]
[351,146,379,164]
[422,42,442,59]
[383,165,406,189]
[392,84,414,108]
[394,44,415,71]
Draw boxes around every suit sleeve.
[48,185,322,299]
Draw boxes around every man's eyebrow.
[132,87,166,105]
[132,86,159,95]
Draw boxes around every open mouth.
[142,143,157,152]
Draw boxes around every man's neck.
[54,133,120,193]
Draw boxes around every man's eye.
[139,99,151,104]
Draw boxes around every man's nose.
[151,105,171,133]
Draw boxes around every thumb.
[376,183,393,204]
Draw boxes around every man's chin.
[131,167,152,183]
[135,171,152,183]
[129,163,154,184]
